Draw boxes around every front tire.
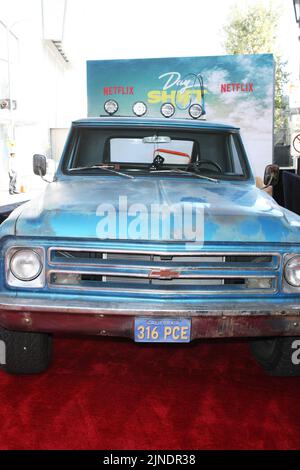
[250,336,300,376]
[0,327,52,375]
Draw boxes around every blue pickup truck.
[1,110,300,376]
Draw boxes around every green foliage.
[223,2,279,55]
[274,56,289,135]
[222,1,289,137]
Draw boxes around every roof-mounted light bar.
[104,99,119,115]
[132,101,147,117]
[189,103,204,119]
[103,99,205,119]
[160,103,175,118]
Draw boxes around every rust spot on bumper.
[1,309,300,339]
[191,315,300,338]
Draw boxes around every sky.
[62,0,300,80]
[0,0,299,78]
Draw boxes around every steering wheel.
[192,160,222,173]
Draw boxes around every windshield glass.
[64,127,248,179]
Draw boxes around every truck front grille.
[47,247,280,297]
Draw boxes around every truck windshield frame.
[61,126,251,181]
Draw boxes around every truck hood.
[13,176,300,244]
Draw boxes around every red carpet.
[0,336,300,450]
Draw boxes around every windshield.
[64,127,249,179]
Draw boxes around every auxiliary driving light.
[10,249,43,281]
[104,100,118,115]
[161,103,175,118]
[189,103,204,119]
[132,101,147,117]
[284,256,300,287]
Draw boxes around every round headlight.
[189,103,203,119]
[10,249,42,281]
[284,256,300,287]
[104,100,118,115]
[161,103,175,118]
[132,101,147,117]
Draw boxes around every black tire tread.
[0,327,52,375]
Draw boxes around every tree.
[222,1,289,142]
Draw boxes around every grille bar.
[48,266,277,279]
[49,272,277,295]
[49,248,279,270]
[47,247,280,296]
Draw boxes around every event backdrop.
[87,54,275,177]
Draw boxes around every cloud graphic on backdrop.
[87,54,275,177]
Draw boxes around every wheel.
[0,327,53,375]
[250,336,300,376]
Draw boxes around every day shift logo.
[291,340,300,365]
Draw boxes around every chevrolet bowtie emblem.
[149,268,180,280]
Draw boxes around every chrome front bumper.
[0,296,300,339]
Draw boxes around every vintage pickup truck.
[1,108,300,375]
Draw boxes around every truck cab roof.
[72,117,240,132]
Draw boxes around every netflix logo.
[221,83,254,93]
[103,86,134,96]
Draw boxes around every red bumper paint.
[1,308,300,338]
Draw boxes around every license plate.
[134,317,191,343]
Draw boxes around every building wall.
[0,0,76,197]
[0,18,18,192]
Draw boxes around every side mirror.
[33,154,47,177]
[263,164,279,187]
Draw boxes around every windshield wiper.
[69,165,134,179]
[149,168,219,183]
